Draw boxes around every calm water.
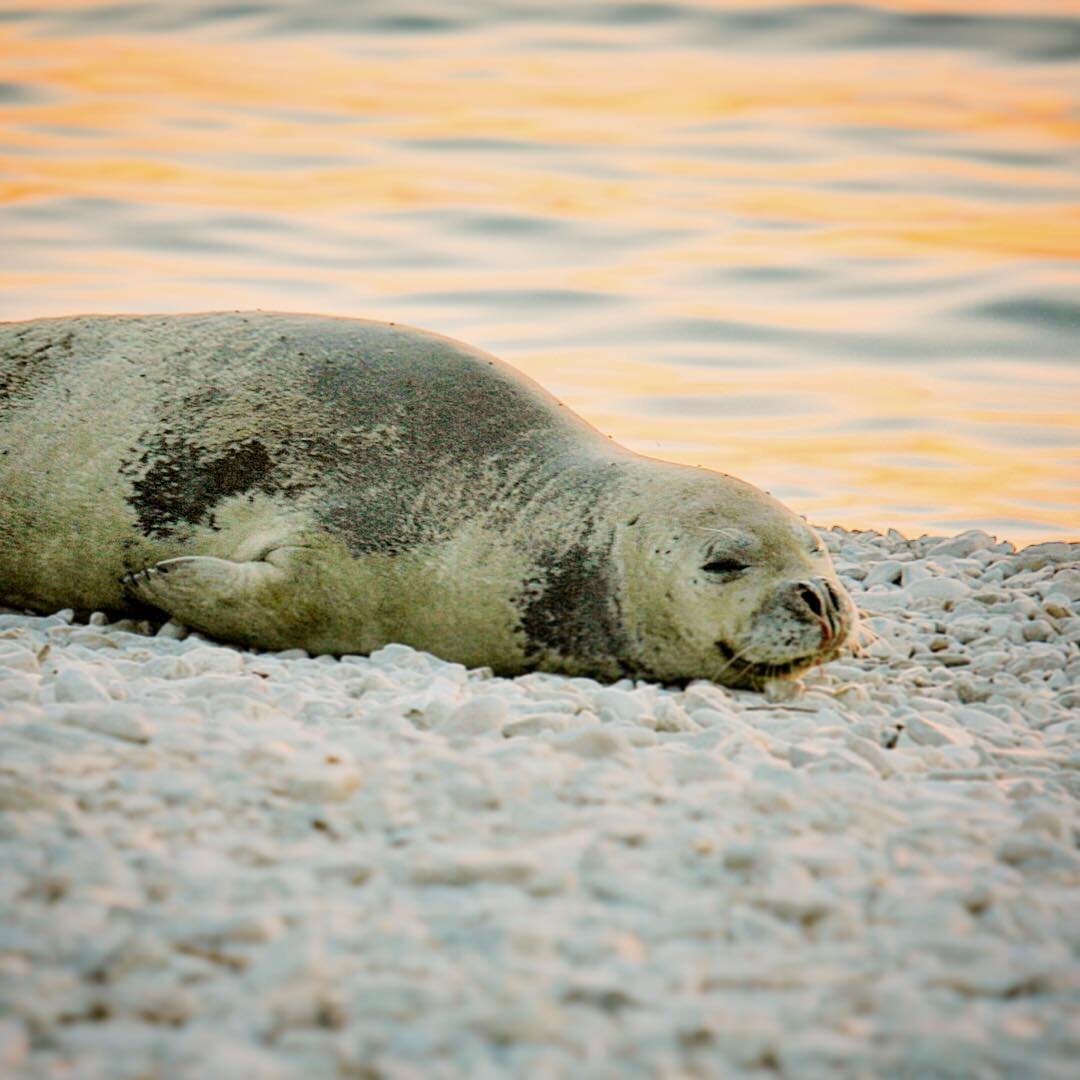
[2,0,1078,543]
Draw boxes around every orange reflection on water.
[516,350,1079,539]
[3,29,1077,231]
[1,7,1078,542]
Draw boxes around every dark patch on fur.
[293,325,577,557]
[121,436,277,539]
[317,481,445,558]
[518,534,629,672]
[0,330,75,415]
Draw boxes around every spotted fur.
[0,312,856,685]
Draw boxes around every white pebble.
[183,646,245,674]
[0,673,39,702]
[594,687,648,724]
[900,561,930,585]
[409,846,543,889]
[503,712,573,737]
[864,560,903,587]
[0,1017,28,1070]
[902,712,973,747]
[950,618,987,644]
[859,588,912,613]
[0,643,40,674]
[646,698,697,731]
[141,655,196,679]
[1042,601,1069,621]
[1022,619,1053,642]
[864,636,896,659]
[971,649,1011,676]
[908,577,970,603]
[53,665,112,704]
[552,728,628,758]
[283,761,362,801]
[442,694,509,734]
[55,703,153,743]
[926,531,996,558]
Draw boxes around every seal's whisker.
[714,642,755,683]
[850,619,878,655]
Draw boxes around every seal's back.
[0,312,605,612]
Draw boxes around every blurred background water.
[1,0,1077,543]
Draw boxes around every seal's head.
[618,467,858,688]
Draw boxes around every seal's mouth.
[713,639,821,689]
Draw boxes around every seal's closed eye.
[701,558,748,576]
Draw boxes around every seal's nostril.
[823,580,842,612]
[797,582,824,619]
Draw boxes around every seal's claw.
[121,562,175,610]
[121,567,157,589]
[118,555,294,646]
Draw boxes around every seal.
[0,311,856,688]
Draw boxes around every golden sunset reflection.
[2,2,1077,542]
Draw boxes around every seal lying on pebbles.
[0,312,856,687]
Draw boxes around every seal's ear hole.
[701,558,748,576]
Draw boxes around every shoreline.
[1,525,1077,1075]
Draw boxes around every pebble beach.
[1,525,1078,1078]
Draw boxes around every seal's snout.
[712,571,856,688]
[787,577,849,647]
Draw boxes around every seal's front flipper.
[121,554,301,649]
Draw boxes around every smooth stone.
[502,713,574,737]
[858,589,912,613]
[0,644,40,674]
[53,666,112,704]
[55,703,153,743]
[864,560,903,587]
[0,673,39,702]
[442,695,509,734]
[950,619,987,645]
[908,577,970,603]
[593,688,649,725]
[903,713,973,748]
[926,531,996,559]
[900,562,930,585]
[0,1018,29,1070]
[1022,619,1054,642]
[141,655,197,680]
[551,728,628,758]
[284,762,362,802]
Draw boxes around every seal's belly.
[0,402,163,613]
[0,457,179,615]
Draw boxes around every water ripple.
[1,0,1077,540]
